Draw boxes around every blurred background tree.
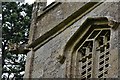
[2,2,33,79]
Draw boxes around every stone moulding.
[37,2,61,20]
[28,2,103,51]
[58,17,119,78]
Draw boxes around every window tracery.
[78,29,110,78]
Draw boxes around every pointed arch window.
[58,17,119,78]
[78,29,111,78]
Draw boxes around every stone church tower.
[24,1,120,79]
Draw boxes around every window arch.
[78,29,111,78]
[58,17,119,78]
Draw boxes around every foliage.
[2,2,33,79]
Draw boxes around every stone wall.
[24,2,120,78]
[32,2,86,41]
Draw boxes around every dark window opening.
[98,74,103,78]
[100,47,105,53]
[105,64,109,67]
[88,67,92,72]
[106,43,110,49]
[82,58,87,63]
[100,55,104,59]
[98,37,103,46]
[82,71,86,75]
[82,65,86,69]
[88,54,92,59]
[105,58,109,61]
[104,71,108,74]
[99,67,104,71]
[88,61,92,65]
[87,74,91,78]
[89,47,92,52]
[99,61,104,65]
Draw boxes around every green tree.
[2,2,33,79]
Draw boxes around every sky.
[25,0,55,5]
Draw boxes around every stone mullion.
[103,36,106,78]
[92,40,98,78]
[104,32,110,78]
[86,47,89,78]
[96,35,104,78]
[98,44,102,78]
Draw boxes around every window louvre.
[78,29,110,78]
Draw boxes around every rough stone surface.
[24,2,120,78]
[34,2,86,40]
[24,51,33,78]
